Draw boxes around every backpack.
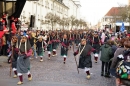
[116,51,130,80]
[116,60,130,80]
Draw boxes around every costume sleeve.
[26,49,33,57]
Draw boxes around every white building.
[63,0,81,19]
[20,0,68,30]
[20,0,81,30]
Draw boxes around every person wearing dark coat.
[74,39,95,79]
[46,34,53,60]
[92,32,101,63]
[61,34,69,64]
[9,36,19,78]
[100,40,112,77]
[51,33,57,56]
[110,38,130,86]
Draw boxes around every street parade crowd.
[0,14,130,86]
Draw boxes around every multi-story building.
[101,7,130,32]
[63,0,81,19]
[20,0,69,30]
[0,0,81,30]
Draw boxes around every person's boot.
[86,71,91,79]
[104,72,110,78]
[63,58,66,64]
[28,74,32,81]
[48,54,51,60]
[13,70,17,78]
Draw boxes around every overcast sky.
[80,0,128,25]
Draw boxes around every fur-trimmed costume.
[61,38,69,64]
[74,43,95,79]
[17,38,32,85]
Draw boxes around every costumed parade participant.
[17,36,32,85]
[46,34,52,60]
[61,34,69,64]
[51,32,57,56]
[9,36,19,78]
[74,39,95,79]
[35,35,46,62]
[92,32,101,63]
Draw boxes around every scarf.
[19,39,31,53]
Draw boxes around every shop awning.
[116,22,130,26]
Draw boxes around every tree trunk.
[51,21,53,30]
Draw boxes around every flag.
[120,22,125,32]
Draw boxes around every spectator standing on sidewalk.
[100,40,112,77]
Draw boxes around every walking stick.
[72,42,79,74]
[74,56,79,74]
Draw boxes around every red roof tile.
[105,7,123,16]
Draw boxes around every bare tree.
[69,15,76,29]
[45,12,59,30]
[74,19,79,29]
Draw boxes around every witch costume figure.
[46,34,52,60]
[92,32,101,63]
[36,35,46,62]
[17,36,33,85]
[74,39,95,79]
[61,34,69,64]
[10,36,19,78]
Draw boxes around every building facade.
[101,7,130,32]
[20,0,81,30]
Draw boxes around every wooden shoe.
[17,81,23,85]
[95,60,97,63]
[13,75,17,78]
[48,58,50,60]
[28,76,32,81]
[40,59,43,62]
[86,75,91,79]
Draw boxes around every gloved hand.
[23,54,28,59]
[73,52,77,56]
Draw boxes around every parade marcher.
[35,35,46,62]
[92,32,101,63]
[61,34,69,64]
[17,35,32,85]
[28,33,37,59]
[75,32,80,47]
[73,39,95,79]
[10,36,19,78]
[51,32,57,56]
[46,34,52,60]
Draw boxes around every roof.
[105,7,124,16]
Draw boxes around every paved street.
[0,46,116,86]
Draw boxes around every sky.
[80,0,128,25]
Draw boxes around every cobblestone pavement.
[0,46,116,86]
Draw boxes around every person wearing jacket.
[110,38,130,86]
[73,39,95,79]
[100,40,112,77]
